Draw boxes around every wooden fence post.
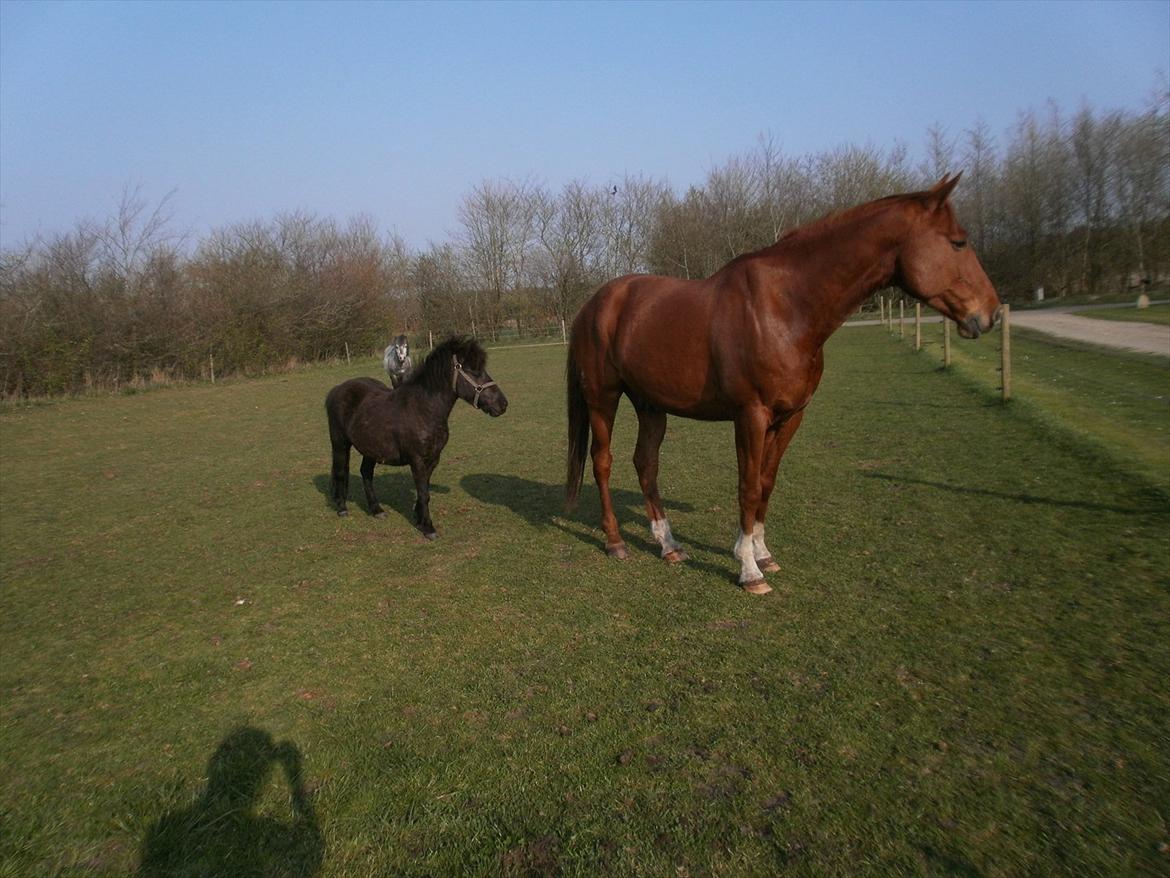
[561,318,567,344]
[914,302,921,351]
[428,330,434,350]
[943,317,951,368]
[899,300,905,339]
[209,353,215,385]
[1001,303,1012,402]
[344,342,351,365]
[879,296,885,326]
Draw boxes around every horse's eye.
[950,239,968,251]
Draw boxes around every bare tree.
[457,178,538,339]
[534,180,605,326]
[921,123,957,183]
[600,173,668,277]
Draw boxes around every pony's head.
[895,174,1001,339]
[392,334,409,361]
[418,336,508,416]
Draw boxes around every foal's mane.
[404,336,487,393]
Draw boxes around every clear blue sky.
[1,0,1166,250]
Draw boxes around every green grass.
[903,322,1170,494]
[2,329,1168,876]
[1079,304,1170,326]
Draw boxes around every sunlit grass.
[904,322,1170,493]
[1,328,1167,876]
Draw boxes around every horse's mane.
[404,336,487,393]
[777,192,923,244]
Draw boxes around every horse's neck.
[758,206,908,348]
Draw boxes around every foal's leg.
[410,457,439,540]
[360,456,386,518]
[733,407,771,594]
[329,430,352,517]
[633,406,686,563]
[752,411,805,574]
[588,392,626,558]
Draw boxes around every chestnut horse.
[565,175,1000,594]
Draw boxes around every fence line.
[887,299,1012,403]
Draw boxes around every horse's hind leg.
[589,392,626,558]
[633,406,686,563]
[328,424,352,516]
[360,456,387,518]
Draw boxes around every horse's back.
[326,377,390,423]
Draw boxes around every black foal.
[324,336,507,538]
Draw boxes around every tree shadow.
[138,727,324,877]
[862,471,1167,517]
[460,472,736,579]
[310,472,449,526]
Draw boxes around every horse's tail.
[565,340,590,511]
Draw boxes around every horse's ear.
[928,172,962,210]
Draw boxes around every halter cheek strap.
[452,356,496,409]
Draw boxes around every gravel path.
[849,301,1170,357]
[1009,309,1169,356]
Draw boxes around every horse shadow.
[460,473,735,577]
[311,472,449,526]
[137,727,323,877]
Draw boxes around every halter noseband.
[452,356,496,409]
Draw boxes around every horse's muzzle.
[958,307,1000,340]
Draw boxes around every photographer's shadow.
[138,727,323,877]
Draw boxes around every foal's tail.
[565,343,590,511]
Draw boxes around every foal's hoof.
[757,556,781,573]
[663,550,688,564]
[374,511,387,520]
[336,509,349,518]
[606,542,629,560]
[741,579,773,595]
[422,530,439,541]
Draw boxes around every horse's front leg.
[360,456,387,518]
[410,457,438,540]
[753,411,806,574]
[733,407,771,594]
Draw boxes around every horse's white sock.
[650,518,682,557]
[734,530,764,583]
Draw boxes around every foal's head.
[420,337,508,416]
[895,174,1001,339]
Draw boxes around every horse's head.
[895,173,1001,339]
[450,339,508,417]
[393,335,409,361]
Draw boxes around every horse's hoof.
[423,531,439,541]
[757,556,781,573]
[663,550,688,564]
[374,511,387,520]
[606,543,629,560]
[336,510,348,518]
[742,579,773,595]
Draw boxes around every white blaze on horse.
[383,334,413,388]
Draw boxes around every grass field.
[1079,303,1170,326]
[905,322,1170,495]
[2,327,1168,877]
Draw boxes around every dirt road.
[851,301,1170,357]
[1009,310,1169,356]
